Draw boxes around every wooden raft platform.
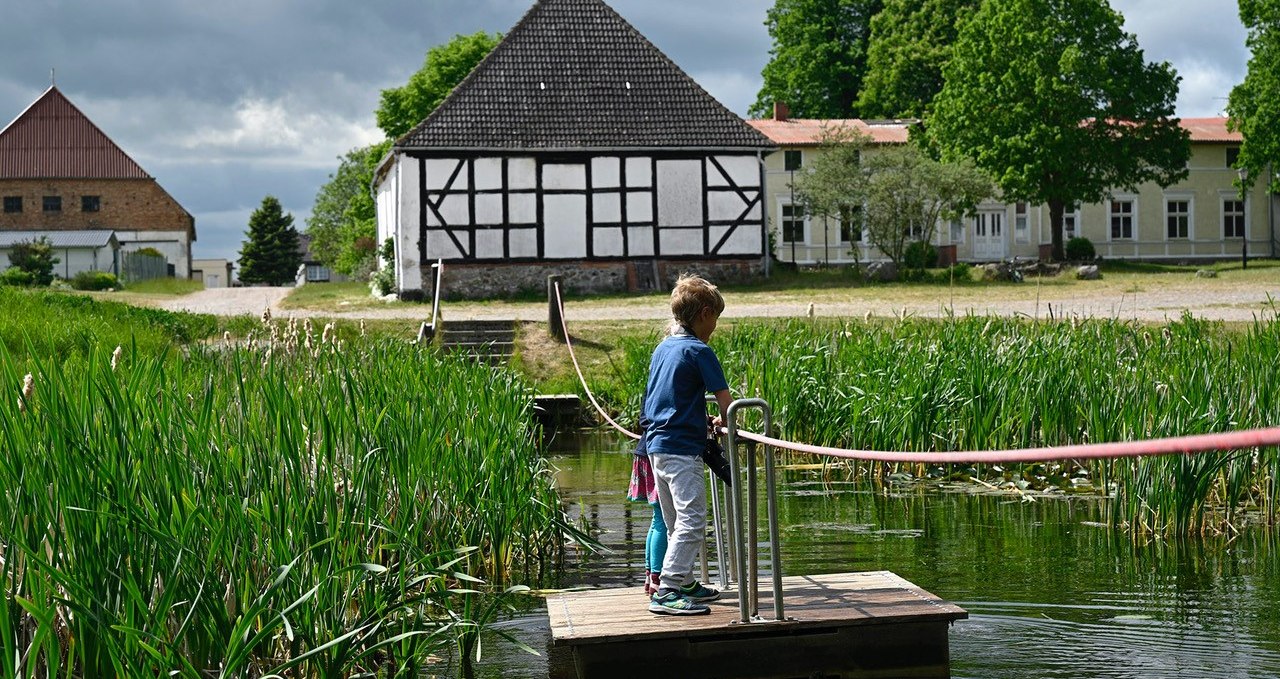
[547,571,967,679]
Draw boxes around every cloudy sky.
[0,0,1249,263]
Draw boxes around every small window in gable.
[2,196,20,213]
[784,150,802,172]
[82,195,101,212]
[1226,147,1241,168]
[43,196,61,212]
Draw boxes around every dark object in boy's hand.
[702,437,733,486]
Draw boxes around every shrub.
[70,270,122,291]
[903,240,939,270]
[1065,237,1096,261]
[0,268,35,287]
[134,246,164,258]
[7,237,59,286]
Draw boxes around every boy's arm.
[711,389,733,432]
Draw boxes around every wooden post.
[548,274,565,343]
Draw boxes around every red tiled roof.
[1179,117,1241,143]
[746,118,912,146]
[0,86,151,179]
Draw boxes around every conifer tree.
[238,196,302,286]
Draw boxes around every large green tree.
[306,140,391,276]
[376,31,502,140]
[929,0,1190,261]
[239,196,302,286]
[858,0,979,118]
[750,0,884,119]
[1227,0,1280,192]
[309,33,498,275]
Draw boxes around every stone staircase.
[439,319,517,363]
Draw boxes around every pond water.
[482,431,1280,679]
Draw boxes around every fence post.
[548,274,565,343]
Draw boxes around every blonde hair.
[670,273,724,328]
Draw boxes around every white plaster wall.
[628,227,655,256]
[593,193,622,223]
[594,228,625,257]
[708,191,749,222]
[543,163,586,191]
[396,157,422,290]
[711,224,761,255]
[659,228,703,256]
[627,192,653,223]
[476,229,504,259]
[707,155,759,188]
[425,158,467,191]
[474,158,503,191]
[657,160,703,229]
[626,157,652,187]
[509,158,537,189]
[510,228,538,257]
[510,193,537,224]
[592,157,621,188]
[116,231,191,278]
[544,194,587,258]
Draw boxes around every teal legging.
[645,501,667,573]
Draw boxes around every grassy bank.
[0,293,574,676]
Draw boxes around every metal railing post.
[725,398,782,623]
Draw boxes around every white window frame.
[1014,203,1029,244]
[1062,207,1081,242]
[778,199,809,245]
[1220,192,1248,240]
[837,205,864,245]
[1108,196,1137,241]
[1163,194,1193,241]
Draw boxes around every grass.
[0,294,579,677]
[123,277,205,295]
[571,312,1280,537]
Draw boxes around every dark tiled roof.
[398,0,773,151]
[0,87,151,179]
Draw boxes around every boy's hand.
[708,415,724,436]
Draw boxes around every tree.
[928,0,1190,261]
[376,31,502,140]
[860,144,993,270]
[238,196,302,286]
[858,0,979,118]
[7,237,59,286]
[306,140,391,276]
[1227,0,1280,192]
[793,126,873,268]
[749,0,884,119]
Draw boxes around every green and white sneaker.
[648,590,711,616]
[679,580,721,603]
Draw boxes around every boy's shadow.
[566,334,612,351]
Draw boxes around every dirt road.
[156,280,1280,324]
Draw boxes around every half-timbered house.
[374,0,775,299]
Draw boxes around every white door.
[973,210,1006,260]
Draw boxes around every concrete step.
[439,319,516,363]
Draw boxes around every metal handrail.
[724,398,784,623]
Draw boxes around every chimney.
[773,101,790,122]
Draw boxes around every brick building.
[0,86,194,278]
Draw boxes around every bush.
[903,240,939,270]
[1065,237,1096,262]
[70,271,122,291]
[0,268,35,287]
[7,237,59,286]
[134,246,164,258]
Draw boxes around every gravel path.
[157,281,1280,324]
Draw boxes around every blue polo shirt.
[642,333,729,456]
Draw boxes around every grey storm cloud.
[0,0,1249,263]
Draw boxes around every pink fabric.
[627,454,658,503]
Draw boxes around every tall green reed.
[0,317,570,677]
[610,312,1280,536]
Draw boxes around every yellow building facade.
[750,115,1276,265]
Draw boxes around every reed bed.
[0,314,569,677]
[613,313,1280,536]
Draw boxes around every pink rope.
[554,287,1280,462]
[554,282,641,441]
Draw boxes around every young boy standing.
[644,274,734,616]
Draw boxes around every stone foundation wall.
[421,258,765,300]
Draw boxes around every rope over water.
[552,284,1280,463]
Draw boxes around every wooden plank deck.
[547,571,968,679]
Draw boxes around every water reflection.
[482,431,1280,679]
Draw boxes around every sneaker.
[679,580,721,603]
[648,590,711,616]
